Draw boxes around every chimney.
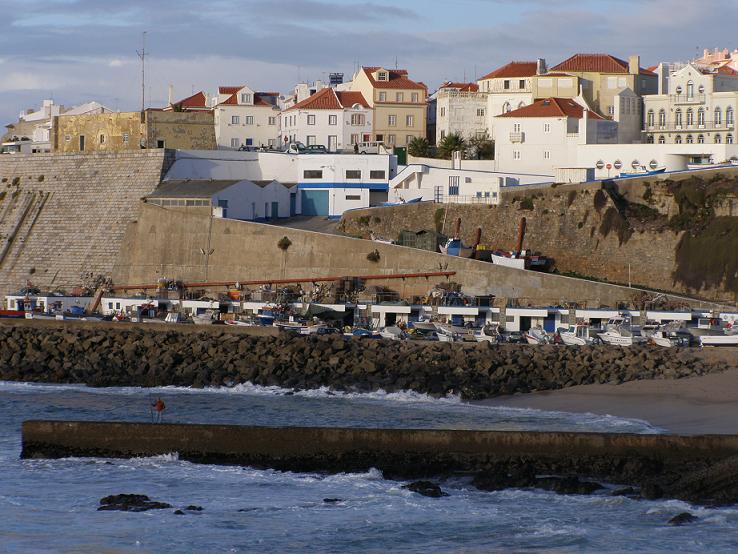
[629,55,640,75]
[168,84,174,106]
[536,58,547,76]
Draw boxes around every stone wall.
[342,169,738,303]
[0,151,173,298]
[112,202,708,308]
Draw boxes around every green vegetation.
[434,207,445,233]
[468,132,494,160]
[37,175,44,182]
[11,177,20,186]
[366,249,381,263]
[407,136,430,158]
[372,216,381,224]
[277,236,292,251]
[518,197,534,211]
[437,133,465,160]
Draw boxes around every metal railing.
[509,132,524,143]
[438,194,498,205]
[668,93,707,104]
[645,121,735,132]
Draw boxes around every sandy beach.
[484,362,738,435]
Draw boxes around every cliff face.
[340,170,738,303]
[0,151,173,298]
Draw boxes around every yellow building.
[53,109,216,153]
[549,54,658,117]
[349,66,427,147]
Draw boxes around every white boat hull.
[560,334,589,346]
[700,335,738,347]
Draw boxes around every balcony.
[645,120,735,132]
[509,132,525,143]
[669,93,706,105]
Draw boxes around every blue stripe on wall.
[297,182,389,191]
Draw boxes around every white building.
[213,86,281,150]
[643,63,738,146]
[282,80,330,110]
[434,82,486,143]
[146,179,297,221]
[162,150,397,218]
[4,293,92,313]
[280,87,373,152]
[494,97,616,176]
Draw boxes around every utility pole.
[137,31,147,113]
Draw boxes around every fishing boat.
[558,324,598,346]
[699,333,738,347]
[618,165,666,179]
[648,330,675,348]
[439,238,475,258]
[523,327,550,345]
[475,325,501,343]
[597,316,646,346]
[686,156,729,170]
[379,326,406,340]
[731,158,738,166]
[192,310,216,325]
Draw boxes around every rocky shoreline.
[1,323,734,399]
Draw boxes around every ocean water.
[1,381,738,553]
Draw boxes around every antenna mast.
[137,31,147,112]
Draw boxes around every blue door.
[271,202,279,219]
[301,190,329,216]
[289,193,296,216]
[543,316,556,332]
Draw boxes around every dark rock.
[185,505,203,511]
[641,483,664,500]
[401,481,449,498]
[668,512,698,526]
[611,487,637,497]
[98,494,172,512]
[323,498,343,503]
[535,476,604,495]
[174,509,185,515]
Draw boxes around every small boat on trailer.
[618,166,666,178]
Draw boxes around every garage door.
[301,190,329,216]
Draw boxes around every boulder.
[668,512,698,526]
[401,481,449,498]
[98,494,172,512]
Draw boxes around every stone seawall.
[1,322,734,400]
[22,420,738,505]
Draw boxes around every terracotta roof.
[170,91,209,110]
[361,67,426,90]
[716,66,738,76]
[536,72,576,78]
[551,53,655,75]
[646,65,659,73]
[497,98,604,120]
[479,61,538,80]
[286,88,369,111]
[218,86,242,95]
[439,81,479,92]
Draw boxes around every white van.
[355,141,390,155]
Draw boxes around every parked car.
[304,144,328,154]
[281,141,307,154]
[356,141,388,154]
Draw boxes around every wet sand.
[482,364,738,435]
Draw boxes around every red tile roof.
[362,67,426,90]
[286,88,369,111]
[217,86,276,107]
[716,65,738,77]
[218,86,242,95]
[551,54,655,75]
[497,98,603,119]
[439,81,480,92]
[479,61,538,80]
[170,91,209,110]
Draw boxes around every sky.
[2,0,738,124]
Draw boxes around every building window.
[306,135,316,145]
[396,92,404,102]
[631,159,640,169]
[351,133,360,144]
[675,109,682,127]
[440,107,446,117]
[658,135,665,144]
[659,109,666,127]
[307,115,316,125]
[728,134,734,144]
[503,80,510,90]
[303,170,322,179]
[519,79,525,89]
[543,123,551,133]
[544,151,550,159]
[370,170,386,179]
[675,135,682,144]
[157,139,165,148]
[715,134,722,144]
[595,160,605,169]
[64,134,71,142]
[608,105,615,117]
[411,93,419,103]
[122,133,129,144]
[345,170,361,179]
[440,130,445,139]
[99,134,105,144]
[329,115,337,125]
[231,138,240,148]
[345,195,361,200]
[377,71,387,81]
[241,93,252,104]
[351,113,365,125]
[388,115,397,127]
[379,92,387,102]
[698,84,705,94]
[388,134,396,145]
[406,115,414,127]
[245,116,254,125]
[231,115,240,124]
[686,109,694,126]
[715,107,722,126]
[502,102,511,113]
[647,110,654,127]
[513,150,521,160]
[268,117,276,125]
[698,134,705,144]
[613,160,623,170]
[448,176,460,195]
[686,81,694,99]
[513,123,521,132]
[406,135,414,144]
[646,135,654,143]
[477,108,485,117]
[727,107,734,126]
[649,160,659,170]
[686,134,694,144]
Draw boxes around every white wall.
[214,104,280,149]
[389,164,502,204]
[212,180,295,220]
[281,106,372,152]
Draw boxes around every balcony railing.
[645,121,735,132]
[668,93,706,104]
[509,132,524,143]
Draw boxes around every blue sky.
[2,0,737,124]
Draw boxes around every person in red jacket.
[152,397,166,423]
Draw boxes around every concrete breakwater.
[21,421,738,505]
[1,322,734,399]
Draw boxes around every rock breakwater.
[1,323,733,399]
